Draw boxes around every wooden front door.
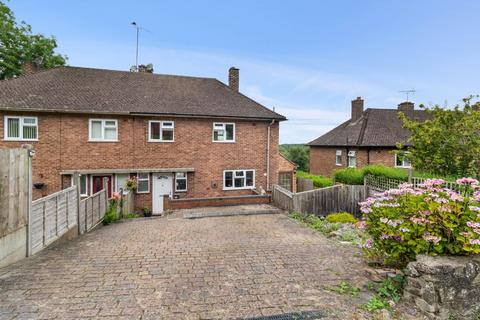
[92,175,112,198]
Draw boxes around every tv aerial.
[399,89,416,102]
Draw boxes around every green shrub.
[297,171,333,188]
[326,212,357,224]
[103,199,118,225]
[334,165,408,185]
[360,178,480,267]
[334,168,364,185]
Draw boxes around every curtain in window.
[91,121,102,139]
[7,118,20,138]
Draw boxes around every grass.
[297,170,333,188]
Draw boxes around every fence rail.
[79,189,107,234]
[365,174,462,195]
[272,184,366,217]
[30,186,77,255]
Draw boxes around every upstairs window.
[213,123,235,142]
[224,169,255,190]
[149,121,174,142]
[89,119,118,141]
[335,150,342,166]
[395,152,412,168]
[348,151,357,168]
[175,172,187,192]
[4,116,38,141]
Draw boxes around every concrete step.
[183,207,283,219]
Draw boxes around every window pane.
[138,173,149,180]
[176,179,187,191]
[105,120,116,127]
[162,122,173,128]
[104,127,117,140]
[91,121,102,139]
[7,118,19,138]
[246,171,254,186]
[225,171,233,187]
[234,177,244,188]
[23,118,36,125]
[226,124,234,140]
[80,175,87,195]
[137,180,149,192]
[235,171,244,177]
[23,125,37,139]
[150,122,160,140]
[162,128,174,141]
[404,158,411,167]
[396,155,403,167]
[176,172,186,178]
[214,129,224,141]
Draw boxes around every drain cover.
[242,310,326,320]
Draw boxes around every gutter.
[266,119,275,190]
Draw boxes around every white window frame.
[395,152,412,168]
[148,120,175,142]
[136,173,150,194]
[347,151,357,168]
[175,172,188,192]
[88,119,118,142]
[223,169,255,190]
[4,116,38,141]
[213,122,235,143]
[335,150,342,166]
[79,174,88,197]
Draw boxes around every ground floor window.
[336,150,342,166]
[79,174,88,196]
[224,169,255,190]
[136,173,150,193]
[395,151,412,168]
[175,172,187,192]
[279,172,293,191]
[348,151,357,168]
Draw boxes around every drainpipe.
[266,119,275,190]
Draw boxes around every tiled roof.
[0,66,285,120]
[307,108,429,147]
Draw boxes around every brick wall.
[309,146,396,177]
[0,112,287,203]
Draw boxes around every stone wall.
[404,255,480,319]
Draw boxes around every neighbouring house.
[0,64,296,213]
[307,97,428,177]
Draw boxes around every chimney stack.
[351,97,364,122]
[398,101,414,112]
[228,67,239,92]
[21,61,40,75]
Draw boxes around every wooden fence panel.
[272,185,294,211]
[30,186,77,254]
[78,189,107,234]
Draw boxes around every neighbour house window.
[149,121,174,142]
[348,151,357,168]
[136,173,150,193]
[213,123,235,142]
[175,172,187,192]
[279,172,292,191]
[223,170,255,190]
[89,119,118,141]
[335,150,342,166]
[395,152,412,168]
[4,116,38,141]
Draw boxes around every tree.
[398,96,480,178]
[0,1,66,79]
[280,144,309,172]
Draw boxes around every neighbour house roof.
[0,66,285,121]
[307,108,429,147]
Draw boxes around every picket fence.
[364,174,462,194]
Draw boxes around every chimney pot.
[351,97,364,122]
[21,61,39,75]
[228,67,239,92]
[398,101,414,112]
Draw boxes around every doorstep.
[181,204,283,219]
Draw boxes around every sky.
[7,0,480,144]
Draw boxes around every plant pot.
[143,211,152,217]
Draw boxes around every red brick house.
[0,65,295,213]
[307,97,428,177]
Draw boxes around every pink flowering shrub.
[359,178,480,266]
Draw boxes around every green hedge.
[334,165,408,185]
[297,171,333,188]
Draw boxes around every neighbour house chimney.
[21,61,40,75]
[351,97,364,122]
[398,101,415,112]
[228,67,239,92]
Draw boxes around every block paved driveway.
[0,213,370,320]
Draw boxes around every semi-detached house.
[0,64,296,213]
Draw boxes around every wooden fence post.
[72,172,81,234]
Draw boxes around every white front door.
[152,173,173,214]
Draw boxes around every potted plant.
[142,205,152,217]
[125,178,137,191]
